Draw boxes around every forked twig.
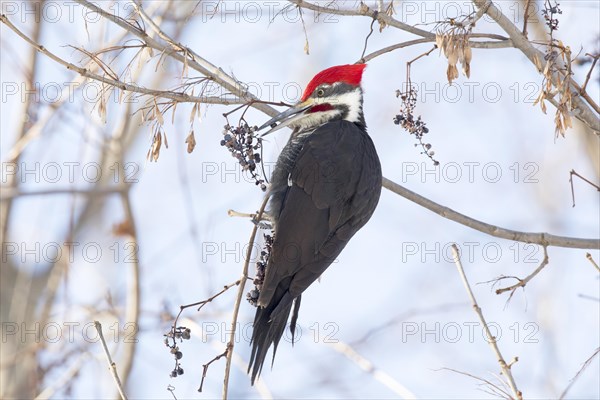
[569,169,600,207]
[494,246,549,303]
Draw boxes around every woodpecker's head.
[258,64,367,135]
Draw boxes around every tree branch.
[451,244,522,400]
[0,15,241,105]
[470,0,600,133]
[222,195,270,399]
[94,321,128,400]
[328,341,417,399]
[290,0,511,47]
[382,177,599,249]
[494,246,550,300]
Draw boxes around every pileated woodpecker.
[249,64,382,383]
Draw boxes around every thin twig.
[450,244,523,400]
[569,169,600,207]
[94,321,129,400]
[559,347,600,399]
[199,347,229,392]
[0,15,239,105]
[222,195,270,399]
[580,53,599,94]
[359,11,378,62]
[522,0,533,38]
[290,0,509,44]
[439,367,512,399]
[494,246,550,300]
[586,253,600,273]
[0,187,129,201]
[383,178,599,249]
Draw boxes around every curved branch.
[383,177,599,249]
[0,15,241,106]
[290,0,511,46]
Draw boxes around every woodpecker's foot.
[227,209,273,229]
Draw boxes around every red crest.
[300,64,367,101]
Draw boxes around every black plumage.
[248,119,382,383]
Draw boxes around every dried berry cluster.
[221,123,267,191]
[163,326,191,378]
[542,1,562,32]
[394,88,439,166]
[247,233,274,306]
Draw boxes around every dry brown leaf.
[113,219,134,237]
[186,130,196,153]
[447,64,459,83]
[148,131,162,162]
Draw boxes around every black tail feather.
[248,284,300,384]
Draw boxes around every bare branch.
[559,347,600,399]
[290,0,511,47]
[569,169,600,207]
[439,367,513,399]
[495,246,550,298]
[0,1,43,246]
[471,0,600,134]
[450,244,523,400]
[199,347,229,393]
[94,321,128,400]
[0,187,129,201]
[328,341,417,399]
[580,53,599,95]
[0,15,240,105]
[72,0,276,115]
[586,253,600,273]
[383,178,599,249]
[522,0,533,38]
[222,195,270,399]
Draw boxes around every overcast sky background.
[1,1,599,399]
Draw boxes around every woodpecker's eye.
[316,88,325,97]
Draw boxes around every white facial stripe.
[290,87,362,130]
[330,89,362,123]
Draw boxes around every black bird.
[249,64,382,383]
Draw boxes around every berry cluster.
[542,1,561,32]
[394,89,439,166]
[221,123,267,191]
[163,326,191,378]
[247,233,274,306]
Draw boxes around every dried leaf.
[113,219,134,237]
[185,130,196,153]
[190,103,197,123]
[171,101,178,124]
[447,64,459,83]
[461,46,472,78]
[154,98,164,125]
[148,131,162,162]
[358,1,369,14]
[304,39,310,55]
[533,54,542,71]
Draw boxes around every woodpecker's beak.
[257,100,313,136]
